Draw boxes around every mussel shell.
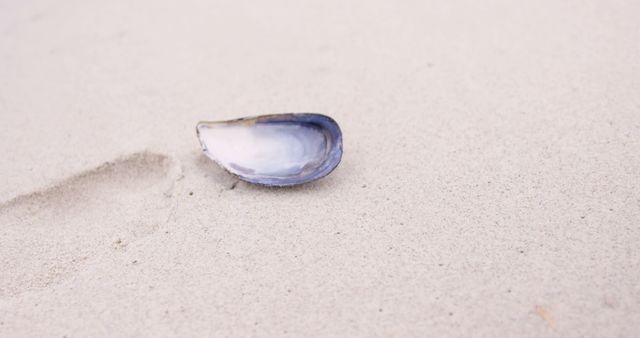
[196,113,343,186]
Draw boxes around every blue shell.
[196,113,343,186]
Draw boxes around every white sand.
[1,0,639,336]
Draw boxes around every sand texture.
[1,0,639,336]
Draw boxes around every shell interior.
[196,114,342,186]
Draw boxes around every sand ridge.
[0,151,181,297]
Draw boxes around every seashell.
[196,113,343,187]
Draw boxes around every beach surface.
[1,0,639,336]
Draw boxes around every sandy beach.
[1,0,639,336]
